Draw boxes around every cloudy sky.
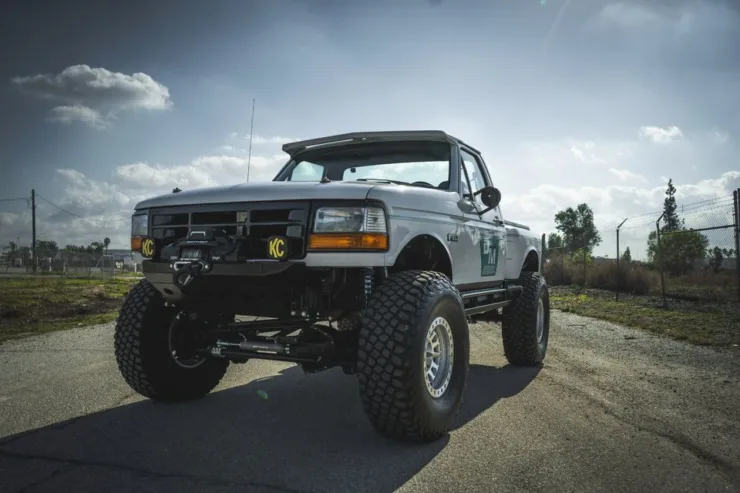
[1,0,739,259]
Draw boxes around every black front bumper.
[143,259,305,277]
[142,259,307,303]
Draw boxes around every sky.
[1,0,739,260]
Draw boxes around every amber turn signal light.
[131,236,143,252]
[308,233,388,251]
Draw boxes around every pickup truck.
[115,130,550,443]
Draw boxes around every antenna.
[246,98,256,182]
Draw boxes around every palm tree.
[104,237,111,254]
[3,241,17,271]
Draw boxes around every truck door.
[457,147,507,287]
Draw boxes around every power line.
[0,197,29,203]
[35,193,128,226]
[36,194,87,220]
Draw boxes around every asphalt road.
[1,312,739,493]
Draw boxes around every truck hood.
[134,181,377,210]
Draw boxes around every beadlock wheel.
[424,316,454,399]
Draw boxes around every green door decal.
[480,231,501,277]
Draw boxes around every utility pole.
[246,98,256,183]
[31,189,36,273]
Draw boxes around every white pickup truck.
[116,130,550,443]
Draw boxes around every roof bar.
[281,130,470,156]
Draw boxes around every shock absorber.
[363,267,374,308]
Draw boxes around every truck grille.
[150,202,309,260]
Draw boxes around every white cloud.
[677,170,740,199]
[12,64,171,128]
[597,2,666,30]
[251,135,296,145]
[228,133,298,146]
[709,128,729,144]
[638,125,683,144]
[609,167,647,183]
[0,212,20,229]
[569,140,606,165]
[46,105,108,129]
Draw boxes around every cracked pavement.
[1,311,739,492]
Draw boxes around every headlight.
[130,213,148,251]
[309,206,388,251]
[313,206,387,233]
[131,213,148,236]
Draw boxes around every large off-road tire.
[357,270,470,442]
[501,271,550,366]
[114,279,229,402]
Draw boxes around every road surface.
[1,311,739,492]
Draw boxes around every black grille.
[150,202,309,260]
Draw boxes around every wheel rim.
[536,297,545,343]
[169,313,207,369]
[424,316,455,399]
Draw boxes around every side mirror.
[478,186,501,210]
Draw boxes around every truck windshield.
[275,140,451,189]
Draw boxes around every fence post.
[656,212,667,307]
[541,233,546,274]
[616,218,628,301]
[734,189,739,303]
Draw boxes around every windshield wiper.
[354,178,413,186]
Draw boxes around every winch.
[160,227,242,291]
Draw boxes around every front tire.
[114,279,229,402]
[357,270,470,442]
[501,271,550,366]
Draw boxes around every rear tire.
[357,270,470,442]
[501,271,550,366]
[114,279,229,402]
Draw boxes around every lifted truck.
[115,130,550,442]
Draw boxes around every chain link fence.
[0,245,142,278]
[543,191,740,303]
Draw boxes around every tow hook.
[171,260,211,291]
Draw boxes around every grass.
[0,275,142,343]
[545,255,738,301]
[550,286,740,347]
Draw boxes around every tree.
[647,179,710,274]
[554,203,602,254]
[621,247,632,263]
[708,246,724,273]
[662,178,681,232]
[90,241,104,254]
[3,241,17,256]
[35,240,58,258]
[648,229,708,274]
[104,237,111,253]
[2,241,18,270]
[547,233,563,251]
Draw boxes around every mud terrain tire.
[357,270,469,442]
[114,279,229,402]
[501,271,550,366]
